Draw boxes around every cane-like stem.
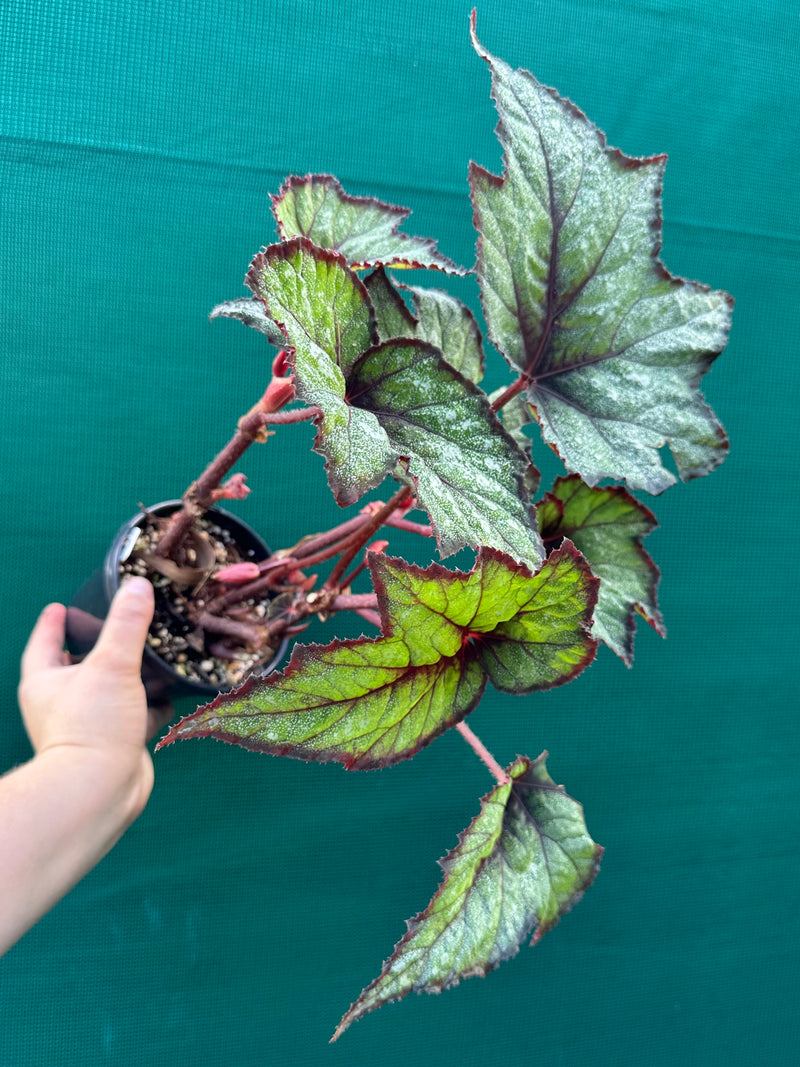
[324,486,412,591]
[456,721,510,785]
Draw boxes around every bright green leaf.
[537,474,664,665]
[333,752,602,1039]
[374,545,598,693]
[157,546,597,764]
[272,174,465,273]
[469,15,731,494]
[474,546,599,691]
[158,635,487,770]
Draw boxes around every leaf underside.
[272,173,465,274]
[207,297,286,347]
[469,14,732,494]
[332,752,603,1039]
[245,238,542,566]
[157,545,598,767]
[537,474,664,665]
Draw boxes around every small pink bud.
[366,540,389,555]
[213,561,261,584]
[211,473,251,501]
[272,350,291,378]
[287,568,318,591]
[262,376,296,413]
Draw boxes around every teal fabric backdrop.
[2,0,798,1063]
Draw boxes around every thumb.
[89,577,155,671]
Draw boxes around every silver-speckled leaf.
[333,753,602,1039]
[273,174,465,274]
[469,15,731,494]
[208,297,285,347]
[247,240,541,562]
[349,340,542,566]
[364,267,485,383]
[402,284,485,384]
[245,238,395,506]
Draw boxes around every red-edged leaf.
[157,546,597,766]
[333,752,602,1038]
[537,474,664,664]
[272,174,465,273]
[246,240,542,565]
[364,267,486,384]
[469,14,731,493]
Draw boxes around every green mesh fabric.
[2,1,798,1063]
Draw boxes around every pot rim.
[102,500,287,698]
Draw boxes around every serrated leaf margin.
[272,173,466,274]
[536,474,665,665]
[332,750,603,1040]
[468,11,732,494]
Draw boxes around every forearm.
[0,747,151,956]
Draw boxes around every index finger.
[20,603,68,679]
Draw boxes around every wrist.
[37,743,153,829]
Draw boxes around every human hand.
[1,578,172,955]
[18,577,171,825]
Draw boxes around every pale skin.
[0,577,170,957]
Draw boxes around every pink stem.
[260,407,320,425]
[211,514,377,612]
[215,528,370,610]
[330,593,379,612]
[154,390,318,559]
[292,514,373,561]
[384,515,434,537]
[455,721,509,785]
[262,589,382,645]
[198,611,263,647]
[324,486,412,591]
[155,407,268,558]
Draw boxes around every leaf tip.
[468,7,482,53]
[329,1020,348,1043]
[154,726,177,751]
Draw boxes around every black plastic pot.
[66,500,288,705]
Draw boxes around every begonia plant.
[124,12,731,1038]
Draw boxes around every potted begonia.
[69,12,731,1039]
